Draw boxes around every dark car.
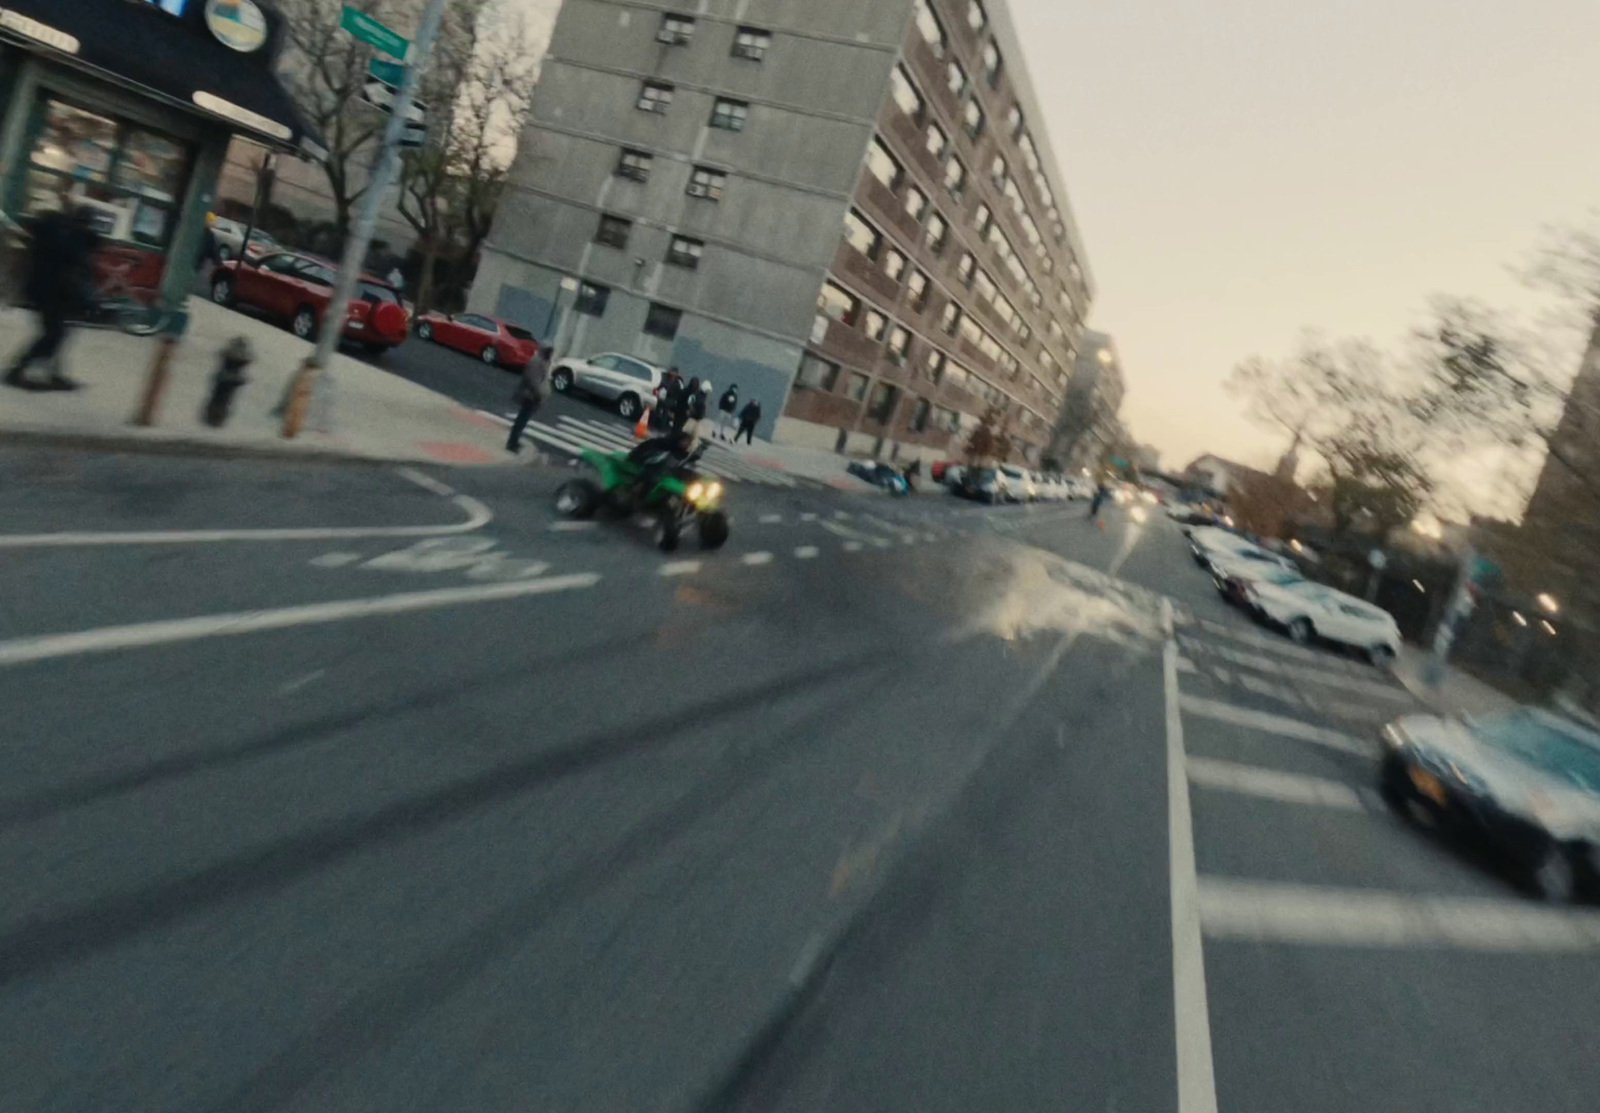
[1380,708,1600,902]
[847,460,909,495]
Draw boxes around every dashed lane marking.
[310,552,362,568]
[759,514,784,524]
[842,541,864,552]
[795,546,819,559]
[741,551,775,566]
[548,521,598,532]
[1186,755,1364,811]
[659,561,702,576]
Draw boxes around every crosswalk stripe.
[1186,756,1364,810]
[1179,695,1373,756]
[522,416,796,487]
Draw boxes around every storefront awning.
[0,0,323,160]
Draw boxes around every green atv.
[553,444,731,553]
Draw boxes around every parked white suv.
[548,352,664,420]
[1247,580,1402,666]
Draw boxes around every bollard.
[280,360,317,438]
[132,335,179,427]
[201,336,254,427]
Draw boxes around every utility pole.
[282,0,447,437]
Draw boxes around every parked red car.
[414,310,538,368]
[209,252,410,355]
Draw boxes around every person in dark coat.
[672,376,701,432]
[506,343,551,453]
[652,366,685,432]
[734,398,761,445]
[5,198,99,390]
[715,383,739,440]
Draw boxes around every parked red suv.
[414,310,538,368]
[210,252,410,355]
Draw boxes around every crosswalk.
[483,410,806,488]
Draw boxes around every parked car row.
[942,464,1091,505]
[1187,524,1402,666]
[210,252,411,356]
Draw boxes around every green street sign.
[367,58,406,86]
[340,6,408,59]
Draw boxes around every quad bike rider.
[552,429,731,552]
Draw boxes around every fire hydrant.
[202,337,253,427]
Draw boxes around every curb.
[0,428,525,470]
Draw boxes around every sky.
[1006,0,1600,477]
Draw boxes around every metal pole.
[283,0,447,437]
[239,150,276,264]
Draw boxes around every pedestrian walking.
[672,375,701,433]
[653,366,685,433]
[4,193,98,391]
[506,342,552,453]
[716,383,739,440]
[734,397,761,445]
[1087,480,1111,527]
[197,213,223,286]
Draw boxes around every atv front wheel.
[698,510,729,550]
[554,479,601,519]
[656,512,681,553]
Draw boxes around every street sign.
[340,5,408,58]
[367,57,407,86]
[397,122,427,149]
[361,78,427,124]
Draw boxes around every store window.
[23,98,190,250]
[796,353,841,391]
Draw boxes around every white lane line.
[741,551,775,566]
[1176,655,1197,674]
[794,546,819,559]
[1198,878,1600,952]
[0,468,493,547]
[525,426,597,457]
[278,668,327,694]
[833,511,851,520]
[309,552,362,568]
[1199,644,1409,701]
[1195,620,1366,670]
[1163,599,1220,1113]
[923,532,938,542]
[842,541,863,552]
[548,521,597,532]
[475,408,513,426]
[0,573,602,668]
[1179,695,1373,757]
[871,538,892,548]
[800,512,818,522]
[392,466,457,499]
[659,560,702,577]
[1186,756,1364,811]
[759,514,784,524]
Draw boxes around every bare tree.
[275,0,418,239]
[398,0,538,312]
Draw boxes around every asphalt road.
[2,440,1599,1113]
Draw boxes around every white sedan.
[1245,579,1402,666]
[1188,527,1295,574]
[548,352,665,420]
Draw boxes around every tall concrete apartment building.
[469,0,1094,460]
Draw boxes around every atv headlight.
[706,482,723,501]
[688,482,704,502]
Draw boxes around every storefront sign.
[204,0,265,52]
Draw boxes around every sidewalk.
[0,300,514,466]
[1393,643,1520,718]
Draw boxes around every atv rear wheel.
[698,510,729,550]
[656,512,681,552]
[554,479,601,519]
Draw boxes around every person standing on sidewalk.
[734,397,761,445]
[1087,479,1111,526]
[506,343,552,453]
[716,383,739,440]
[4,197,98,391]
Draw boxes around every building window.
[883,247,908,283]
[925,211,948,254]
[818,281,861,326]
[732,26,771,61]
[638,81,674,113]
[990,154,1007,190]
[912,0,945,57]
[1007,102,1023,137]
[925,122,948,161]
[910,395,932,432]
[974,202,993,237]
[887,324,912,363]
[797,352,841,391]
[574,281,609,316]
[710,98,749,131]
[862,308,888,341]
[974,270,996,301]
[946,59,968,98]
[904,185,928,222]
[666,235,704,268]
[865,138,902,192]
[843,208,882,260]
[846,372,871,401]
[868,381,900,423]
[967,0,988,32]
[922,347,945,381]
[982,39,1002,86]
[889,65,924,122]
[957,252,976,286]
[907,269,930,311]
[962,99,984,141]
[943,156,965,196]
[687,165,727,200]
[940,301,961,335]
[939,406,961,432]
[657,14,695,44]
[615,148,652,182]
[643,302,682,338]
[594,213,631,248]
